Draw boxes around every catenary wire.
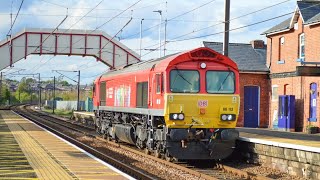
[141,0,292,50]
[122,0,217,40]
[27,0,105,72]
[28,0,143,73]
[7,0,24,35]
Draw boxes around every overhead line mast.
[223,0,230,57]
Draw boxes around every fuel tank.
[114,124,136,144]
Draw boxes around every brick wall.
[238,73,270,128]
[236,140,320,179]
[267,14,320,131]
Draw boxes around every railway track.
[12,105,272,180]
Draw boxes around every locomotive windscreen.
[170,70,200,93]
[206,71,235,93]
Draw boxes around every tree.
[15,78,36,102]
[60,80,70,86]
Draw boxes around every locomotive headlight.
[221,114,235,121]
[200,62,207,69]
[178,113,184,120]
[221,114,227,120]
[173,114,178,119]
[170,113,184,120]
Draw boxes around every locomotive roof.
[100,52,180,78]
[99,47,238,79]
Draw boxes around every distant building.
[204,40,270,128]
[262,0,320,131]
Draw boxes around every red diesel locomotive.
[93,47,240,160]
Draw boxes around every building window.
[278,37,285,64]
[299,33,305,59]
[280,37,285,45]
[272,85,279,101]
[294,22,298,30]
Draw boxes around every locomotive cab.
[157,48,240,159]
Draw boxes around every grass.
[42,108,73,118]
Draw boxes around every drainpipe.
[267,36,272,129]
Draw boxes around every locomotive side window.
[206,71,235,94]
[156,73,162,94]
[99,81,106,106]
[170,70,199,93]
[137,82,148,108]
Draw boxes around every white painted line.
[12,110,135,180]
[239,136,320,153]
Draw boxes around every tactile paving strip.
[1,110,128,180]
[0,112,38,179]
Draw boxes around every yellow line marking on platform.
[1,111,75,180]
[1,110,129,180]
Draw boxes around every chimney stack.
[250,40,265,49]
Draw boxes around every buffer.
[0,28,140,70]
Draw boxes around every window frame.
[272,85,279,102]
[155,73,163,94]
[299,33,305,59]
[278,37,285,64]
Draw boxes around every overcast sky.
[0,0,296,84]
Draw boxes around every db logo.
[198,100,208,107]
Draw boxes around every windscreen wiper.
[175,66,192,85]
[217,69,232,91]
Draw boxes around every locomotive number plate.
[198,100,208,108]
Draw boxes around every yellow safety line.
[1,111,75,180]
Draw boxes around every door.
[244,86,260,127]
[309,83,317,122]
[136,82,148,108]
[99,81,106,106]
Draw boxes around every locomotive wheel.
[154,149,161,158]
[144,148,150,155]
[165,151,173,162]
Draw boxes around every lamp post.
[53,76,55,113]
[38,73,41,110]
[53,70,80,111]
[153,10,162,58]
[139,18,144,57]
[223,0,230,56]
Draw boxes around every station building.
[262,0,320,131]
[204,41,270,128]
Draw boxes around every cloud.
[0,0,298,83]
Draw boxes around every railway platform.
[0,110,132,180]
[236,127,320,179]
[237,127,320,151]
